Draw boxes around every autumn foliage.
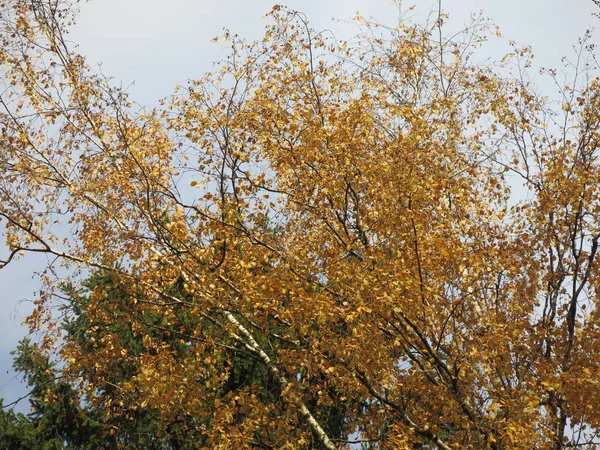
[2,1,600,448]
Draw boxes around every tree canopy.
[2,1,600,448]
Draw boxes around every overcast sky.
[1,0,599,411]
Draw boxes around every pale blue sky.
[1,0,598,411]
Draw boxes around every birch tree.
[2,1,600,448]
